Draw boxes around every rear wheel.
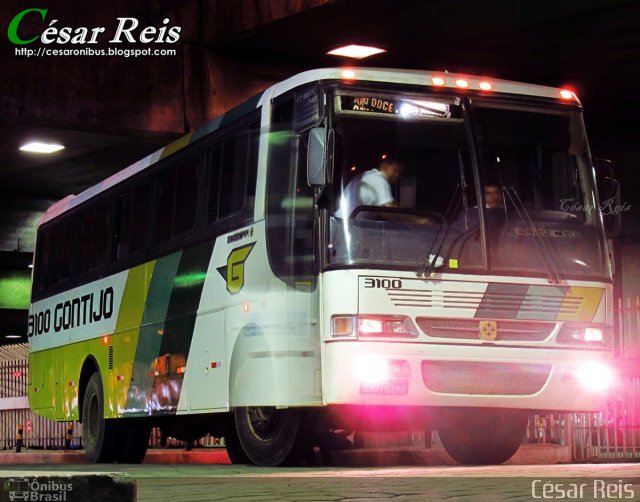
[82,372,119,463]
[116,419,150,464]
[233,407,313,466]
[437,408,528,465]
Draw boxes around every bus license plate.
[359,380,408,395]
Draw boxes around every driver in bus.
[336,156,403,219]
[484,183,505,209]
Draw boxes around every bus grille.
[421,361,552,395]
[415,318,554,342]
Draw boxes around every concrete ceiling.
[1,0,640,256]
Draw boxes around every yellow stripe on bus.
[556,286,604,322]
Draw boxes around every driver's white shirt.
[337,168,394,218]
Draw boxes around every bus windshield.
[328,89,608,280]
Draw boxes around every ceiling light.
[327,44,386,59]
[5,335,22,339]
[19,142,65,154]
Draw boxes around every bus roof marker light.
[455,79,469,89]
[20,142,65,154]
[479,81,493,91]
[431,77,446,86]
[327,45,386,59]
[560,89,576,100]
[341,69,357,80]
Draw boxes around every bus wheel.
[116,419,150,464]
[437,408,528,465]
[82,372,119,463]
[223,419,252,464]
[233,407,312,466]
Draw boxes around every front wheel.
[233,407,313,466]
[437,408,528,465]
[82,372,119,463]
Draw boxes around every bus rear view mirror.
[307,127,333,187]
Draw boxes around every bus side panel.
[177,309,227,411]
[178,222,322,412]
[28,348,56,417]
[28,272,128,420]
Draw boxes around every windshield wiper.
[457,150,470,230]
[503,186,561,284]
[417,184,461,277]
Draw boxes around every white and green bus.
[29,68,614,466]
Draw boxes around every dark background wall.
[1,0,639,343]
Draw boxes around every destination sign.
[339,95,454,118]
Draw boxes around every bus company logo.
[5,477,73,501]
[28,287,115,337]
[479,320,497,341]
[217,243,256,295]
[7,8,182,46]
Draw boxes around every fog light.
[354,355,389,384]
[576,362,613,391]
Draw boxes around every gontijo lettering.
[28,287,114,336]
[7,8,181,45]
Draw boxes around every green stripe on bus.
[124,252,182,415]
[108,262,156,418]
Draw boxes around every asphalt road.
[2,463,640,501]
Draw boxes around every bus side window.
[112,191,132,261]
[49,218,78,285]
[174,158,199,236]
[34,228,53,292]
[78,209,93,273]
[219,133,248,219]
[205,123,258,225]
[205,145,222,223]
[91,199,110,270]
[266,95,316,289]
[155,167,177,244]
[130,183,152,253]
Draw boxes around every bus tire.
[116,419,150,464]
[437,408,528,465]
[223,420,251,464]
[233,407,312,466]
[82,372,119,463]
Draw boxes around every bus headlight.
[332,315,419,338]
[575,362,614,391]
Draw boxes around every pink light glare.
[576,362,614,391]
[354,354,389,384]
